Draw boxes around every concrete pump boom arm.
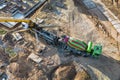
[0,18,36,28]
[0,18,31,23]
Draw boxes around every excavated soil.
[101,0,120,19]
[52,62,91,80]
[53,65,76,80]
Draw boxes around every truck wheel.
[83,54,90,57]
[64,53,71,57]
[46,40,51,45]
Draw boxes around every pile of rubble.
[0,31,47,79]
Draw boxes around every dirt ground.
[101,0,120,19]
[0,0,120,80]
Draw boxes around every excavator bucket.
[92,45,102,57]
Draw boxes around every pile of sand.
[52,63,91,80]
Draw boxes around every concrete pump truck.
[0,17,102,58]
[59,35,102,57]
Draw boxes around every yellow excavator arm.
[0,18,35,28]
[0,18,30,23]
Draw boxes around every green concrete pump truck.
[60,35,102,58]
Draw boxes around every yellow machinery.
[0,17,58,29]
[0,18,36,28]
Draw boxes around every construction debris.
[35,18,44,24]
[56,1,66,8]
[0,63,7,69]
[0,72,8,80]
[28,53,43,63]
[5,47,17,58]
[0,39,3,47]
[46,56,54,65]
[0,29,7,35]
[12,32,23,41]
